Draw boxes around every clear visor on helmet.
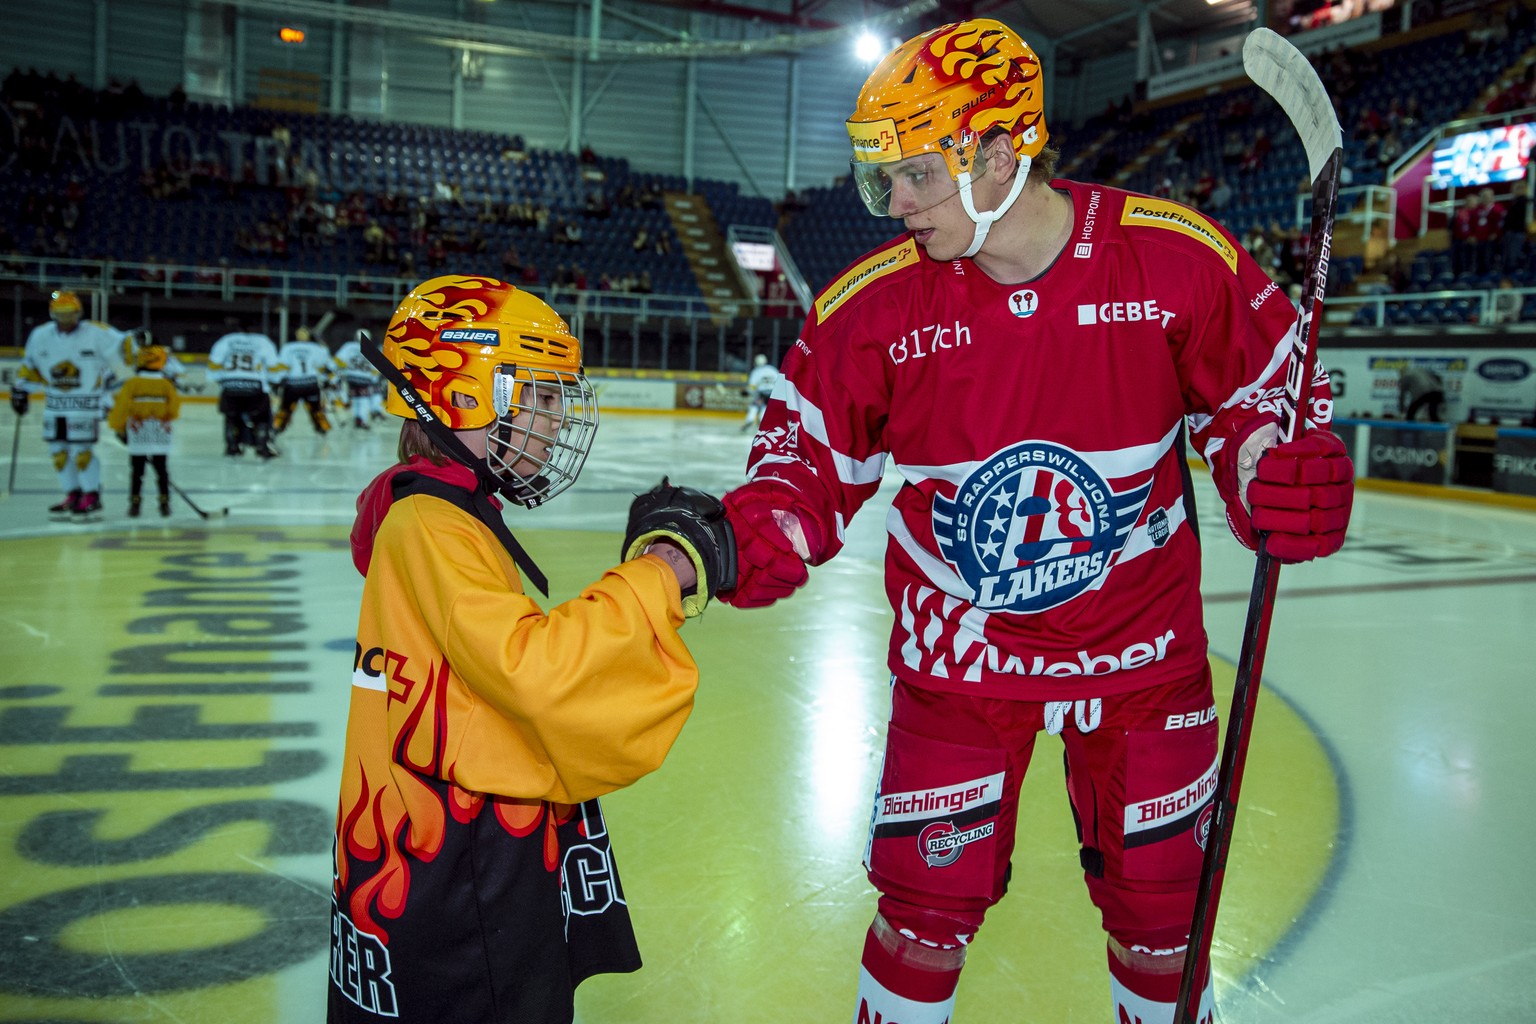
[850,149,978,218]
[485,364,598,508]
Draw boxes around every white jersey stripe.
[898,419,1184,489]
[779,380,887,485]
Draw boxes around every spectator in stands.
[1470,187,1508,276]
[1450,198,1476,277]
[1501,189,1529,273]
[1239,128,1272,175]
[1221,130,1245,168]
[363,220,388,264]
[500,241,523,279]
[1207,176,1233,212]
[632,226,651,252]
[1376,128,1404,171]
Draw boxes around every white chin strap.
[957,154,1032,259]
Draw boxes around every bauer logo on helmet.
[441,327,500,347]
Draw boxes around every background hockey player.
[741,352,778,432]
[13,289,128,520]
[330,274,735,1024]
[208,321,281,458]
[107,340,181,517]
[716,20,1354,1024]
[272,324,334,435]
[332,330,383,429]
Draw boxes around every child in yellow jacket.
[107,343,182,517]
[330,275,736,1023]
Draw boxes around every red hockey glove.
[1227,430,1354,563]
[717,480,821,609]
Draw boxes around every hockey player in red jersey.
[718,20,1354,1024]
[330,275,734,1023]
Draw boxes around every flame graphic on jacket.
[926,22,1043,155]
[333,649,577,942]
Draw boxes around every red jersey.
[747,180,1334,702]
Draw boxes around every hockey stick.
[169,480,230,519]
[1176,28,1343,1024]
[4,406,20,499]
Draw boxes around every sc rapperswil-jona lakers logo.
[933,441,1151,613]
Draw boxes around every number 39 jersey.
[208,331,280,391]
[748,179,1335,702]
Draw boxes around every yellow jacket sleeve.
[106,384,130,433]
[360,493,698,804]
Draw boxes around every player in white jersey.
[208,325,281,458]
[12,290,128,520]
[273,326,334,435]
[741,353,779,431]
[333,334,384,429]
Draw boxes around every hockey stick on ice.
[4,406,20,499]
[1177,28,1343,1024]
[169,480,229,519]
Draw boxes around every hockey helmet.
[846,19,1047,217]
[48,289,83,323]
[295,326,312,341]
[383,274,598,505]
[136,345,169,372]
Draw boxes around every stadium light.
[855,31,884,63]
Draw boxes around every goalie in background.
[717,19,1354,1024]
[330,274,731,1024]
[107,340,181,517]
[741,352,778,431]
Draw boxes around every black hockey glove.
[10,389,27,416]
[622,477,737,618]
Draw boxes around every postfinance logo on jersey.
[1120,198,1238,273]
[816,238,919,323]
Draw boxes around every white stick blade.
[1242,28,1343,182]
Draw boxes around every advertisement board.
[1492,430,1536,496]
[1365,423,1449,484]
[1323,348,1536,424]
